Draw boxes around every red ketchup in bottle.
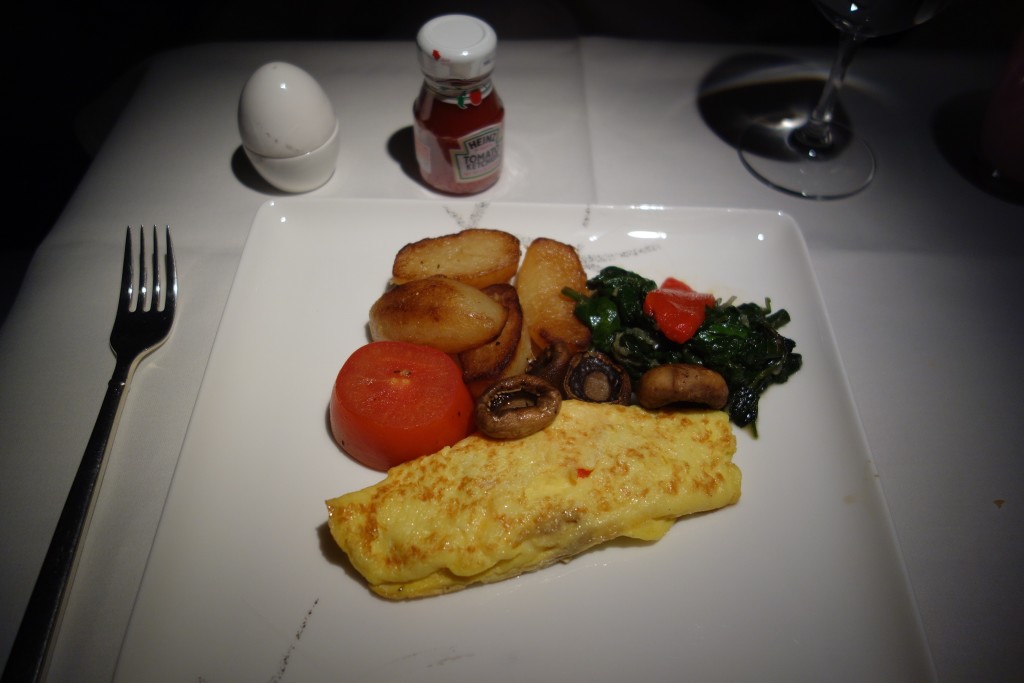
[413,15,505,194]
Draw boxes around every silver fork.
[2,226,177,683]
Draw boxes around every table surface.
[1,38,1021,682]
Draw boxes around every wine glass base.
[738,116,875,200]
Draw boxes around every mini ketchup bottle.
[413,15,505,194]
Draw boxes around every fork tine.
[138,226,148,312]
[119,227,134,312]
[151,225,161,310]
[164,226,177,313]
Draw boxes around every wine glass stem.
[796,32,864,150]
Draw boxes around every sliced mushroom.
[527,340,572,394]
[563,351,631,405]
[636,363,729,410]
[475,374,562,439]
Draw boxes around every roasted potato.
[459,284,533,397]
[515,238,592,353]
[369,277,508,354]
[392,228,521,289]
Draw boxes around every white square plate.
[115,199,933,682]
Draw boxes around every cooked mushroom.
[563,351,631,405]
[475,374,562,439]
[636,363,729,410]
[526,340,572,394]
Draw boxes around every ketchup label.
[451,124,503,183]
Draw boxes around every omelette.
[325,400,740,599]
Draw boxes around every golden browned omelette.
[325,401,740,599]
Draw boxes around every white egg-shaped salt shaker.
[238,61,340,192]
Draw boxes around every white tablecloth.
[1,38,1021,682]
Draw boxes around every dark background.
[3,0,1021,325]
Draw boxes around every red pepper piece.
[643,278,715,344]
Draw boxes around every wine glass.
[738,0,950,199]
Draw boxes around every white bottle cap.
[417,14,497,81]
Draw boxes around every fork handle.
[2,358,135,683]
